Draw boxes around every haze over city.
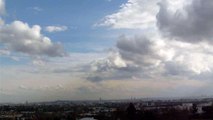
[1,0,213,103]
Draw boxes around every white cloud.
[92,0,213,83]
[0,21,66,57]
[45,26,68,33]
[0,49,10,55]
[32,58,46,66]
[0,0,5,15]
[97,0,159,29]
[88,35,213,82]
[31,7,42,12]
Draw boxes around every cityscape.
[1,97,213,120]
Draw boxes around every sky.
[1,0,213,103]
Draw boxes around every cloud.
[0,0,5,15]
[157,0,213,43]
[31,7,42,12]
[0,49,10,55]
[0,21,66,57]
[32,57,46,66]
[88,35,213,82]
[91,0,213,83]
[0,18,4,25]
[28,7,43,12]
[45,26,68,33]
[117,36,163,66]
[86,50,138,82]
[97,0,159,29]
[87,36,161,82]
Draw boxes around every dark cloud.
[157,0,213,43]
[86,76,103,82]
[117,36,161,66]
[86,36,165,82]
[163,61,193,76]
[117,36,153,55]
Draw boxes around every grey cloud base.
[157,0,213,43]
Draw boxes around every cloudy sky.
[1,0,213,103]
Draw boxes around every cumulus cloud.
[87,36,161,82]
[90,0,213,83]
[0,21,66,57]
[45,26,68,33]
[157,0,213,43]
[88,35,213,82]
[97,0,159,29]
[99,0,213,41]
[117,36,164,67]
[87,51,135,82]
